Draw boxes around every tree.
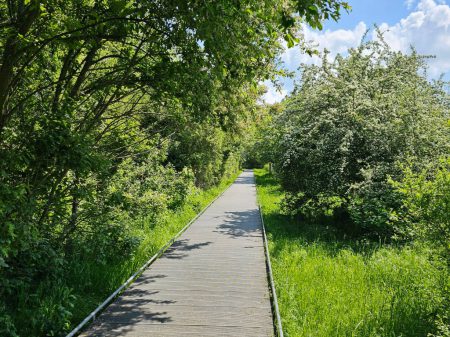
[269,35,449,235]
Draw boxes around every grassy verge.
[255,168,448,337]
[67,170,241,329]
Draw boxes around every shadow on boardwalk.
[163,239,212,260]
[215,209,262,238]
[233,173,254,185]
[88,285,174,336]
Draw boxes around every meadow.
[255,168,449,337]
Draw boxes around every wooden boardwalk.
[81,170,274,337]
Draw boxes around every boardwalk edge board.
[259,205,284,337]
[65,174,239,337]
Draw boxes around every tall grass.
[66,170,241,328]
[255,168,448,337]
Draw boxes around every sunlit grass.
[255,168,447,337]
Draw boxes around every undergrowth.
[255,168,449,337]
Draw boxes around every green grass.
[67,170,241,329]
[255,168,448,337]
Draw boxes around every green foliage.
[255,168,450,337]
[0,1,350,335]
[242,102,284,168]
[0,0,351,334]
[168,122,239,188]
[390,158,450,257]
[267,35,449,235]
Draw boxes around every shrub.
[390,158,450,258]
[271,35,449,235]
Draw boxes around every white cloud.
[379,0,450,77]
[269,21,368,101]
[281,21,368,72]
[265,0,450,103]
[261,81,287,104]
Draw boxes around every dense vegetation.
[0,0,351,336]
[256,37,449,236]
[251,36,449,336]
[256,168,449,337]
[3,0,447,335]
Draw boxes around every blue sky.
[263,0,450,103]
[323,0,412,30]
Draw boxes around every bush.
[390,158,450,258]
[69,153,195,264]
[271,35,449,235]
